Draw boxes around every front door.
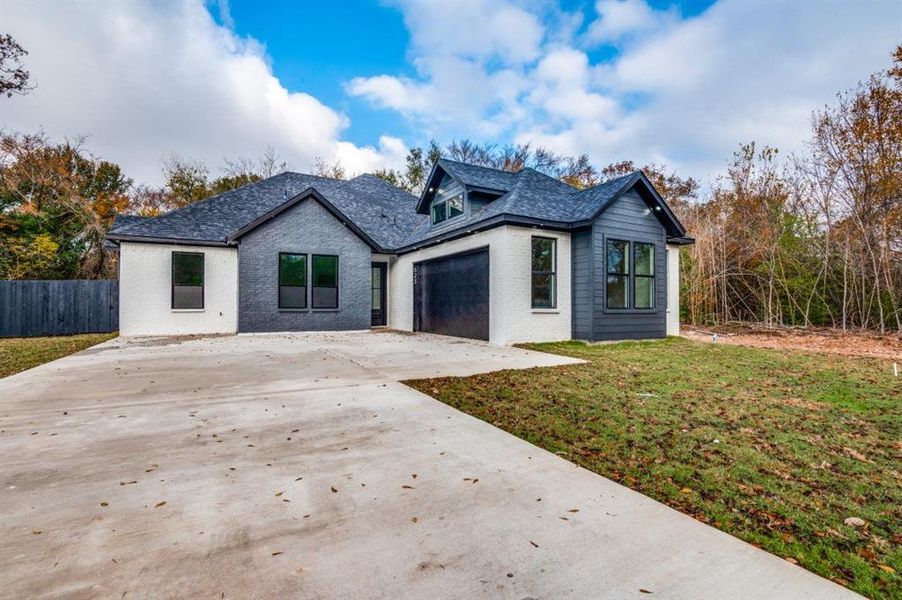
[371,262,387,327]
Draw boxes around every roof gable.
[416,159,518,213]
[108,172,424,251]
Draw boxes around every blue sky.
[3,0,899,185]
[223,0,715,148]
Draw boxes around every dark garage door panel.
[415,248,489,341]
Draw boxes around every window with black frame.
[278,253,307,309]
[431,193,464,225]
[531,237,556,308]
[633,242,655,309]
[606,239,629,309]
[171,252,204,309]
[312,255,338,309]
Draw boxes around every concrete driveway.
[1,331,857,599]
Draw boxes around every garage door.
[414,248,489,341]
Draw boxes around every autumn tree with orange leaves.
[0,132,132,279]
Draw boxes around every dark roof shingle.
[107,162,684,252]
[108,172,424,250]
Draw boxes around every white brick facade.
[666,244,680,336]
[388,225,571,345]
[119,242,238,336]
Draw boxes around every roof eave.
[105,233,232,247]
[414,162,445,215]
[393,214,575,255]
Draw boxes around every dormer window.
[432,193,464,225]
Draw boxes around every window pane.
[635,277,654,308]
[173,253,203,286]
[635,243,654,276]
[279,286,306,309]
[606,240,628,275]
[312,255,338,287]
[606,275,628,308]
[312,286,338,309]
[432,201,446,224]
[173,285,203,309]
[372,287,381,310]
[279,254,306,286]
[448,195,464,217]
[532,273,555,308]
[531,237,555,272]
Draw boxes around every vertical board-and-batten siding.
[570,188,667,341]
[237,197,371,333]
[0,280,118,337]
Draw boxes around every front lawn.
[0,333,117,378]
[404,337,901,599]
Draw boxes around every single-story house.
[106,159,693,344]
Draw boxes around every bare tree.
[0,34,33,98]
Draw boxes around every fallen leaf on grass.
[843,447,868,462]
[878,565,895,574]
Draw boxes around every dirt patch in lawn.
[683,325,902,360]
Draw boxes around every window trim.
[278,252,307,310]
[171,251,204,310]
[531,236,557,309]
[311,254,339,310]
[633,241,656,310]
[605,238,630,310]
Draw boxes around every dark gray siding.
[237,198,371,333]
[570,228,593,339]
[590,189,667,340]
[0,280,118,337]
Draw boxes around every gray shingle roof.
[107,162,684,253]
[436,159,519,192]
[108,172,425,250]
[398,168,641,249]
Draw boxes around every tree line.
[1,33,898,333]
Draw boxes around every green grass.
[0,333,116,378]
[405,337,901,599]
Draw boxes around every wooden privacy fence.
[0,280,118,337]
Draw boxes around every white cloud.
[395,0,544,65]
[1,0,405,184]
[350,0,901,185]
[586,0,671,44]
